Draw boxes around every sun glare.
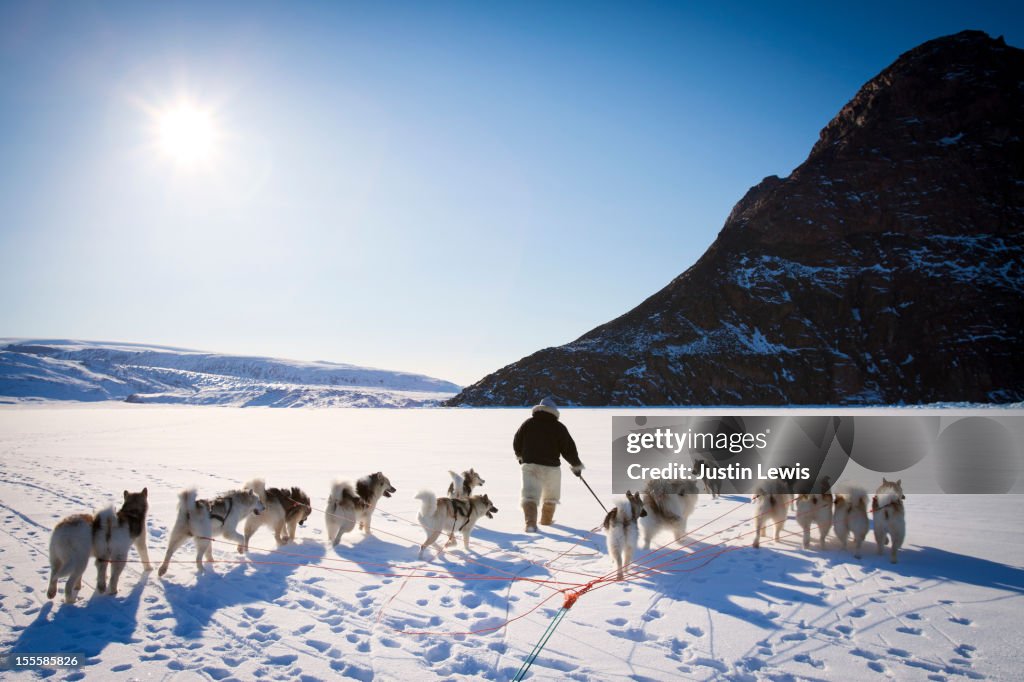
[155,101,218,167]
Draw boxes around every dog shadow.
[9,574,147,665]
[333,534,408,574]
[431,550,550,611]
[472,526,540,550]
[162,541,325,639]
[631,540,827,629]
[863,545,1024,593]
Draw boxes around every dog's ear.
[896,479,901,487]
[142,487,148,498]
[124,490,129,500]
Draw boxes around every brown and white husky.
[447,468,485,499]
[833,487,869,558]
[239,485,312,553]
[325,472,396,546]
[47,488,152,603]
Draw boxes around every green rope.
[512,606,569,681]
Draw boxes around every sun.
[154,101,219,167]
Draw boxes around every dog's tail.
[415,490,437,517]
[246,478,267,503]
[328,481,351,507]
[92,506,117,558]
[177,488,198,517]
[447,470,464,496]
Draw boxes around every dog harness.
[209,497,233,525]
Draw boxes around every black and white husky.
[325,472,396,546]
[238,485,312,553]
[447,468,485,499]
[47,488,152,604]
[872,478,906,563]
[833,487,869,558]
[158,481,265,576]
[638,479,699,550]
[795,476,833,550]
[752,482,793,549]
[415,490,498,558]
[604,491,647,580]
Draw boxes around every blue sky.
[1,2,1021,385]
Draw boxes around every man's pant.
[521,463,561,505]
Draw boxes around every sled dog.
[47,488,152,603]
[325,472,396,546]
[795,476,833,550]
[239,484,312,553]
[639,478,699,550]
[693,457,722,498]
[872,478,906,563]
[415,490,498,558]
[752,482,793,549]
[604,491,647,580]
[158,481,265,576]
[833,487,869,558]
[447,468,485,499]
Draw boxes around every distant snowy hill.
[0,339,460,407]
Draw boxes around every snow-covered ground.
[1,405,1022,681]
[0,340,459,407]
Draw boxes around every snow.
[2,405,1022,680]
[0,340,459,407]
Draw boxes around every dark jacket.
[513,411,582,468]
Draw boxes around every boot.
[540,501,557,526]
[522,501,538,533]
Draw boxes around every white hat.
[532,397,560,419]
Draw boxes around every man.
[513,398,584,532]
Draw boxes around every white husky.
[833,487,869,558]
[638,479,699,550]
[794,476,833,550]
[752,482,792,549]
[158,481,265,576]
[47,514,94,604]
[604,491,647,580]
[872,478,906,563]
[415,491,498,558]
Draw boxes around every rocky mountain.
[450,31,1024,406]
[0,339,459,407]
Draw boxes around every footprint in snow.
[850,648,880,661]
[949,616,972,625]
[896,626,923,636]
[781,632,808,642]
[955,644,976,659]
[848,608,867,618]
[606,617,628,626]
[906,612,922,620]
[794,653,825,669]
[685,625,704,637]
